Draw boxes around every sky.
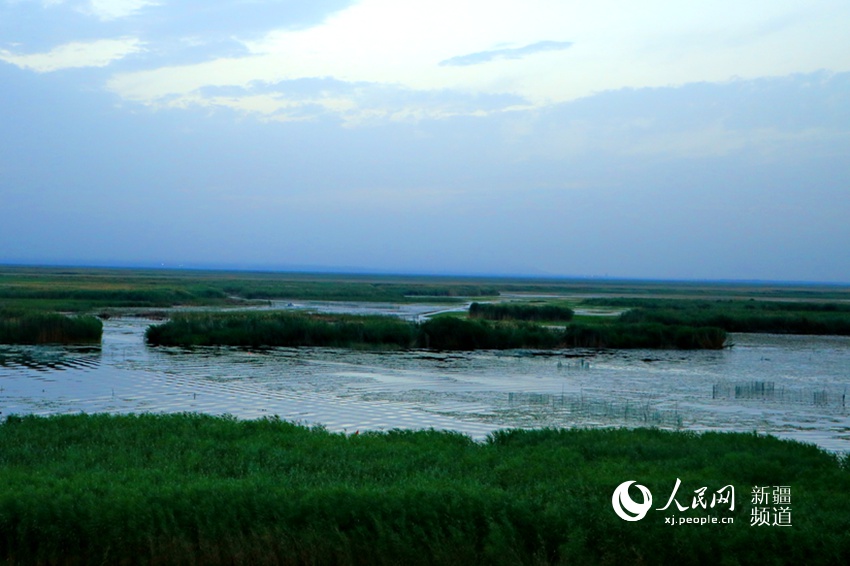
[1,0,849,282]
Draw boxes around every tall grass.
[146,312,563,350]
[0,414,847,565]
[0,309,102,344]
[587,298,850,335]
[145,312,417,349]
[146,312,727,350]
[469,302,575,322]
[418,316,563,350]
[562,322,727,349]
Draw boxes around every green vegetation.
[0,268,230,312]
[145,311,418,349]
[5,266,850,314]
[0,266,503,313]
[145,312,564,350]
[469,301,575,322]
[587,297,850,336]
[464,301,727,349]
[4,266,850,348]
[146,312,727,350]
[563,322,728,349]
[0,308,102,344]
[0,414,847,565]
[419,316,563,350]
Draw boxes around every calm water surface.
[1,312,849,452]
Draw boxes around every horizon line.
[2,261,849,288]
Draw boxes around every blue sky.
[1,0,849,281]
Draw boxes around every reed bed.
[469,302,575,322]
[145,311,417,349]
[562,322,728,349]
[0,309,102,344]
[145,312,727,350]
[0,413,847,565]
[587,297,850,335]
[418,316,564,350]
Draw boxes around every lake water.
[1,311,849,452]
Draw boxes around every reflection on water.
[1,317,849,452]
[0,346,101,372]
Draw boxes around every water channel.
[1,304,849,452]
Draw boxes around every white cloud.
[438,41,573,67]
[0,37,143,72]
[86,0,158,21]
[171,92,359,123]
[35,0,157,20]
[104,0,850,121]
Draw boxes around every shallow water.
[1,315,849,452]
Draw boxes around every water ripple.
[1,319,849,451]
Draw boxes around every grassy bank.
[0,308,102,344]
[0,413,846,565]
[145,312,727,350]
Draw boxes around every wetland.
[2,267,850,564]
[2,314,849,451]
[2,267,849,452]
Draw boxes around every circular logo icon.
[612,481,653,521]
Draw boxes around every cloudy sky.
[1,0,849,281]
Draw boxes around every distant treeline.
[469,302,574,322]
[0,309,102,344]
[146,311,726,350]
[586,298,850,335]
